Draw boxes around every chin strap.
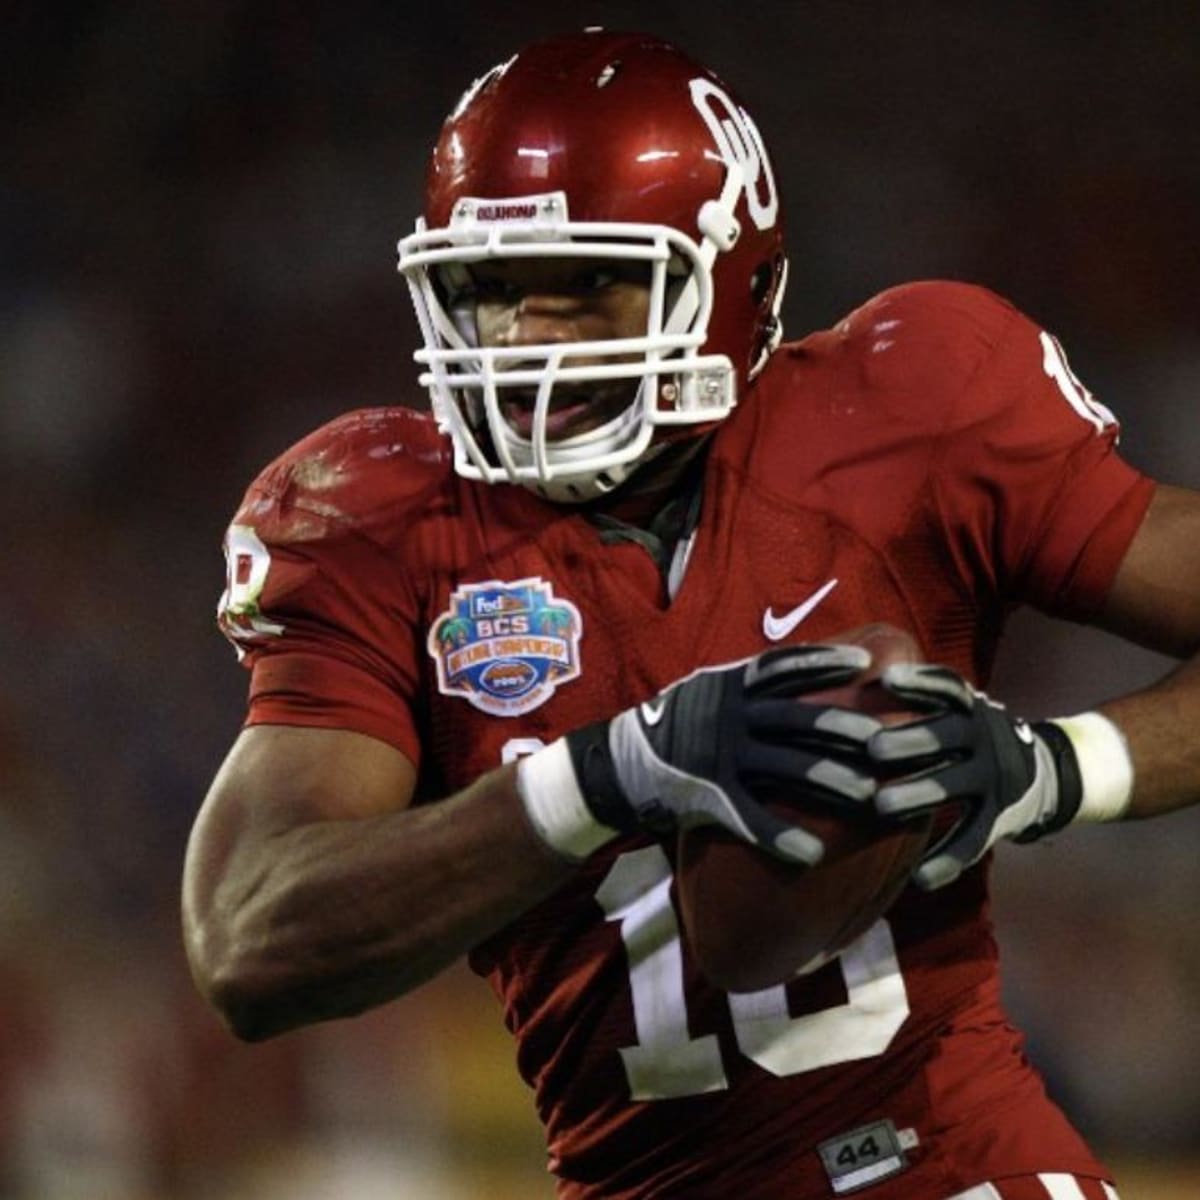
[526,438,672,504]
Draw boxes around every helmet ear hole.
[750,255,787,308]
[748,253,788,380]
[750,262,773,306]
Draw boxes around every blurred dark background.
[2,2,1198,1196]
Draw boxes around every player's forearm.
[1098,650,1200,819]
[190,764,573,1041]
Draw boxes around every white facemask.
[398,184,747,502]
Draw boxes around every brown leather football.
[675,623,933,993]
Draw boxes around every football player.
[184,30,1200,1200]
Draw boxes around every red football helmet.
[397,30,787,501]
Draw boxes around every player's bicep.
[183,726,417,942]
[1095,483,1200,658]
[195,724,417,850]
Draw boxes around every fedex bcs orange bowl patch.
[428,577,582,716]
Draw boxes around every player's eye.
[443,272,521,308]
[471,276,522,303]
[574,262,652,292]
[573,266,618,291]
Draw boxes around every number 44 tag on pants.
[817,1119,918,1194]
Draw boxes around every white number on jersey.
[1040,332,1117,432]
[597,846,729,1100]
[500,738,550,764]
[218,524,284,658]
[597,845,909,1101]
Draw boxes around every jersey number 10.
[595,845,909,1101]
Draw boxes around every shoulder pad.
[769,281,1032,423]
[837,281,1021,378]
[240,407,452,549]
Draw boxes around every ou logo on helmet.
[689,77,780,232]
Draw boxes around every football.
[675,623,933,993]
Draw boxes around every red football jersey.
[217,282,1153,1198]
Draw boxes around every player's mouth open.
[500,386,631,440]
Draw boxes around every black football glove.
[564,644,881,865]
[866,664,1083,889]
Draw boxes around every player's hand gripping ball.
[675,624,933,992]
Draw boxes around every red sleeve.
[217,423,429,764]
[925,287,1154,619]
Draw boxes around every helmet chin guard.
[397,31,787,503]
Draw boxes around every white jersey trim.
[943,1179,1121,1200]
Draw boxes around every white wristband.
[1048,711,1134,824]
[516,738,617,862]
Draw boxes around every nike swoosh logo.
[762,578,839,642]
[640,698,667,726]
